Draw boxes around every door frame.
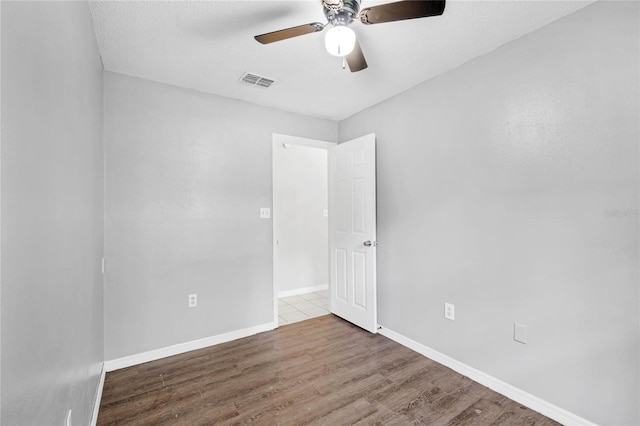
[271,134,337,327]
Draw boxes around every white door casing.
[329,133,377,333]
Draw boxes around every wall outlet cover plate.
[188,294,197,307]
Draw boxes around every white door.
[329,133,377,333]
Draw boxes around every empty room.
[1,0,638,425]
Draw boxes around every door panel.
[329,133,377,333]
[353,178,366,233]
[353,251,367,308]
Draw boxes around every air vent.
[240,72,276,89]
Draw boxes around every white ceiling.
[88,0,594,120]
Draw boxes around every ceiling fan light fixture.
[324,25,356,57]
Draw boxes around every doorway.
[272,134,336,326]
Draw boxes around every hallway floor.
[278,290,329,326]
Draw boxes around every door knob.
[363,240,377,247]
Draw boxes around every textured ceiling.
[88,0,594,120]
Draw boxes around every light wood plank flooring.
[98,315,559,425]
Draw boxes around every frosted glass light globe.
[324,25,356,57]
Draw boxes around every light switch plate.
[260,207,271,219]
[514,323,527,344]
[444,303,455,321]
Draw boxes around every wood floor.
[98,315,559,425]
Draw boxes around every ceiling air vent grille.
[240,72,276,89]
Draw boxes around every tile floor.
[278,290,329,326]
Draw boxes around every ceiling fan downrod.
[322,0,344,11]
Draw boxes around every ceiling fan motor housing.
[323,0,361,26]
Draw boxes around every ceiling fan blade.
[359,0,446,25]
[346,40,367,72]
[254,23,325,44]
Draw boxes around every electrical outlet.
[444,303,455,320]
[65,409,72,426]
[260,207,271,219]
[188,294,197,307]
[514,323,527,344]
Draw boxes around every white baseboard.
[104,322,275,372]
[90,364,106,426]
[278,284,328,298]
[378,325,597,426]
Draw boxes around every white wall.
[1,2,104,424]
[274,141,329,294]
[104,72,338,360]
[339,2,639,425]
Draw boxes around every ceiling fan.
[254,0,446,73]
